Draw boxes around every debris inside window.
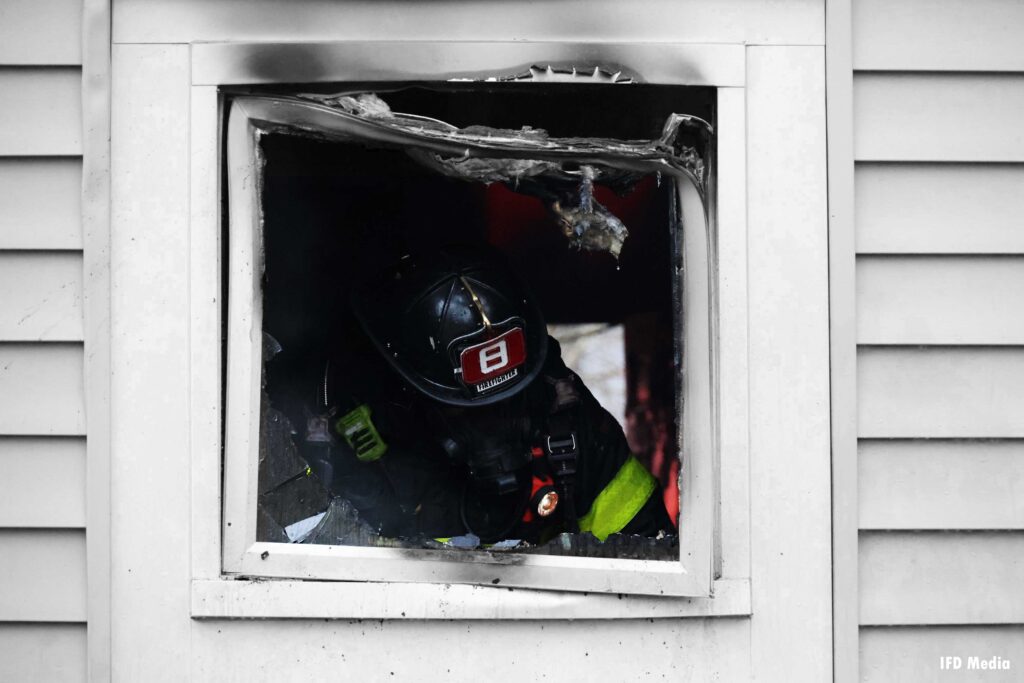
[256,335,330,543]
[246,82,712,560]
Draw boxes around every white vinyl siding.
[0,252,84,341]
[0,68,83,156]
[861,626,1024,683]
[0,0,82,66]
[857,257,1024,345]
[0,158,84,250]
[0,4,87,681]
[0,623,87,683]
[0,344,86,435]
[852,1,1024,678]
[855,163,1024,255]
[0,437,87,528]
[858,348,1024,438]
[853,74,1024,162]
[860,532,1024,625]
[0,529,87,621]
[859,440,1024,530]
[852,0,1024,72]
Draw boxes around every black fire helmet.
[350,246,548,407]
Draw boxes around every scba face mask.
[431,391,536,496]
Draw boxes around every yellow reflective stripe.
[578,456,657,541]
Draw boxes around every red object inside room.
[483,177,680,526]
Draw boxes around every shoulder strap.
[543,371,582,531]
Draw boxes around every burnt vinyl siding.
[852,1,1024,678]
[111,0,824,45]
[0,2,88,678]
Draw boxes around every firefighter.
[301,246,673,545]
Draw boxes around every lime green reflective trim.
[578,456,658,541]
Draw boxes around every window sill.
[190,577,750,620]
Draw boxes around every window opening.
[234,83,713,562]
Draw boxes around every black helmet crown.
[351,246,548,406]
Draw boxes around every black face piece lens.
[431,393,534,494]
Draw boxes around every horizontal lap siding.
[0,158,83,249]
[854,74,1024,162]
[0,623,87,683]
[0,68,82,156]
[861,626,1024,683]
[853,0,1024,72]
[0,344,86,435]
[0,0,82,66]
[855,164,1024,255]
[0,437,86,528]
[0,252,84,341]
[860,532,1024,625]
[853,5,1024,671]
[0,529,87,621]
[857,256,1024,345]
[859,440,1024,530]
[858,348,1024,438]
[1,15,87,680]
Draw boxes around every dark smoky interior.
[247,83,713,558]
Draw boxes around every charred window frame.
[211,48,733,599]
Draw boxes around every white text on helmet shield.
[460,327,527,385]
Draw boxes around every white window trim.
[188,41,751,616]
